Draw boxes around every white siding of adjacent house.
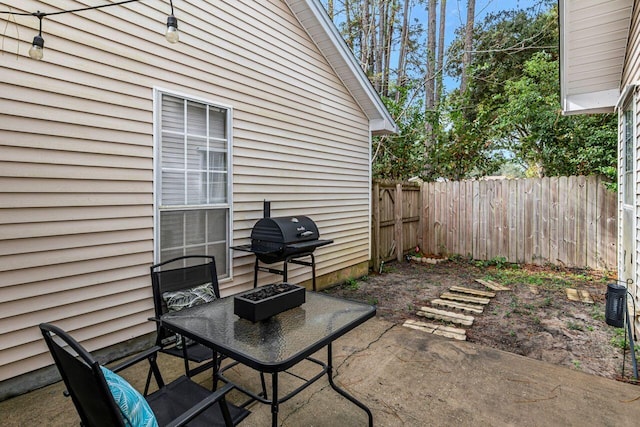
[0,0,371,381]
[619,4,640,331]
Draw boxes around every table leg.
[327,343,373,427]
[271,372,279,427]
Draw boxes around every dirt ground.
[323,258,639,383]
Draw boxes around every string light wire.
[0,0,178,59]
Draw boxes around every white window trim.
[152,87,234,282]
[622,98,636,210]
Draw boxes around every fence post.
[418,183,424,253]
[372,181,381,273]
[395,183,403,262]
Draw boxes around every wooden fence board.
[540,177,550,263]
[508,179,518,262]
[450,181,460,255]
[586,176,597,269]
[464,180,474,257]
[575,176,587,267]
[558,176,568,266]
[549,177,559,266]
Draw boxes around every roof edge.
[562,89,619,115]
[285,0,398,134]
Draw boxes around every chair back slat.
[40,323,125,427]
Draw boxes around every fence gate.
[371,180,422,272]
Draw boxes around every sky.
[415,0,544,90]
[323,0,549,90]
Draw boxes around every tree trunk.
[375,0,385,93]
[425,0,436,113]
[344,0,354,50]
[460,0,476,94]
[395,0,410,102]
[383,0,399,97]
[435,0,446,107]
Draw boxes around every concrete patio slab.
[2,318,639,426]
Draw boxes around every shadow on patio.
[3,318,640,426]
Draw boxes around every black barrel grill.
[232,202,333,291]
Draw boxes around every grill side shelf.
[286,239,333,250]
[231,244,279,255]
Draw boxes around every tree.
[494,52,617,178]
[325,0,615,182]
[372,89,427,180]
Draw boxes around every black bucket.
[605,283,626,328]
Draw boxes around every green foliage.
[440,2,616,181]
[494,51,617,177]
[567,321,584,331]
[609,328,640,352]
[345,0,616,183]
[590,305,605,322]
[345,277,359,290]
[372,88,427,180]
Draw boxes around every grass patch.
[345,278,359,290]
[610,328,640,352]
[485,265,608,292]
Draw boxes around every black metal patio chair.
[39,322,250,427]
[150,255,220,378]
[150,255,267,399]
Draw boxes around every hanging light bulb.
[29,13,45,60]
[29,34,44,60]
[165,1,179,43]
[165,14,179,43]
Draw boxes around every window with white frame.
[624,107,634,206]
[155,91,231,278]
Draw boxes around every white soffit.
[285,0,398,134]
[560,0,633,115]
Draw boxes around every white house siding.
[0,0,372,383]
[619,5,640,330]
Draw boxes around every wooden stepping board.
[450,286,496,298]
[431,298,485,314]
[475,278,510,291]
[403,319,466,341]
[566,288,594,304]
[440,292,491,305]
[416,307,474,326]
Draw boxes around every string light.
[165,0,179,43]
[28,12,44,60]
[0,0,180,60]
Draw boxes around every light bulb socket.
[167,15,178,30]
[32,34,44,49]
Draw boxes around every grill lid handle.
[298,230,313,237]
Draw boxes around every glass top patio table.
[160,291,376,373]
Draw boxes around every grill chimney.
[263,200,271,218]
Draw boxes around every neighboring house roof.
[559,0,633,115]
[286,0,398,134]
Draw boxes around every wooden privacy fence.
[371,176,617,272]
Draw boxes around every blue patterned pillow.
[101,366,158,427]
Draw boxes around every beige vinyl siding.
[621,7,640,332]
[621,3,640,87]
[0,0,372,382]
